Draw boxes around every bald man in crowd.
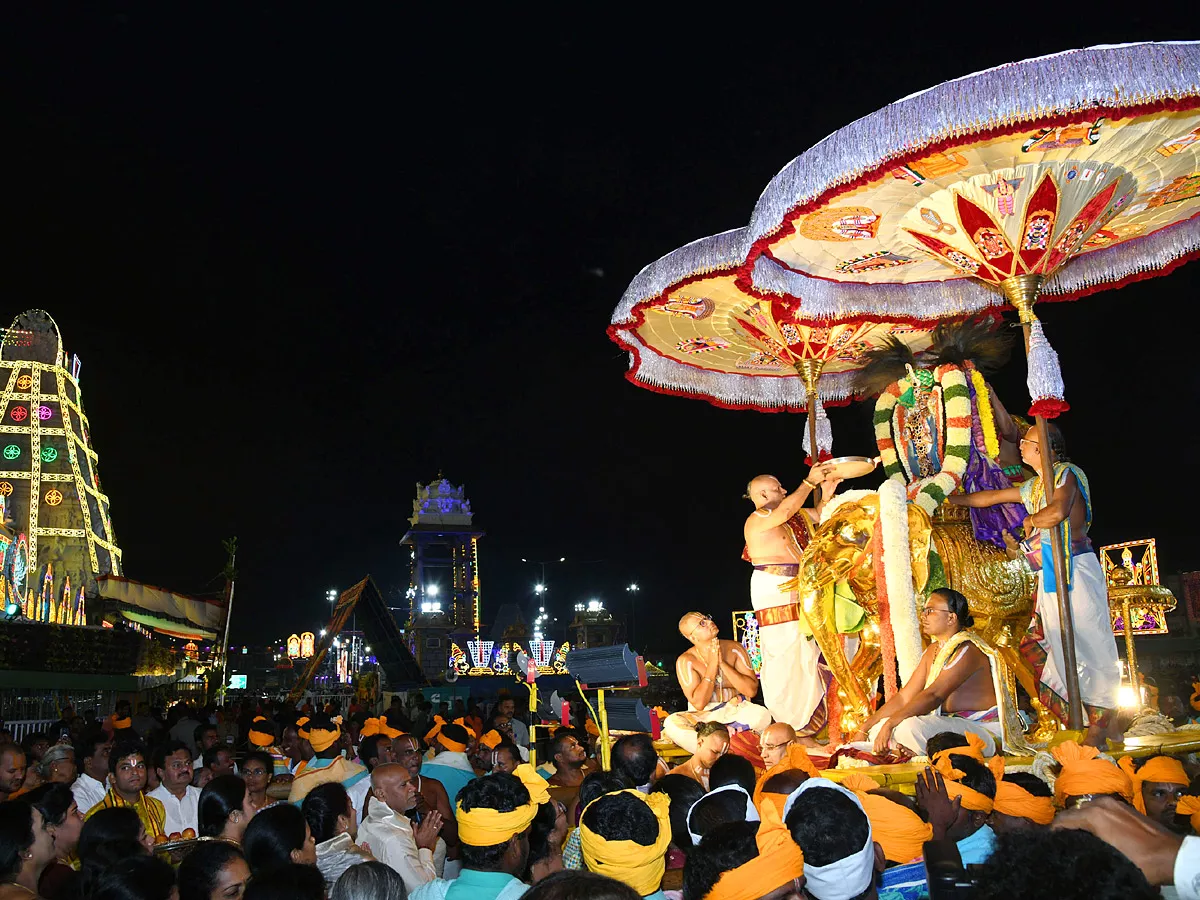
[357,763,444,892]
[662,611,772,754]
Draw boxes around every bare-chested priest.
[744,466,835,738]
[662,612,772,754]
[851,588,1001,756]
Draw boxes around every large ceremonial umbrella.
[609,228,939,461]
[739,41,1200,728]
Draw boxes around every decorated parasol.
[609,228,940,466]
[739,41,1200,728]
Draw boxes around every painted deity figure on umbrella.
[742,463,839,740]
[952,422,1120,744]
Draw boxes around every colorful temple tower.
[0,310,121,623]
[401,477,484,678]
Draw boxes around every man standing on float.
[743,465,833,741]
[951,422,1118,746]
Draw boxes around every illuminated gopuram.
[401,477,484,677]
[0,310,122,623]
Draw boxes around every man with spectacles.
[743,466,837,737]
[148,740,200,837]
[850,588,1002,757]
[662,612,772,754]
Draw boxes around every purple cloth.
[964,373,1025,549]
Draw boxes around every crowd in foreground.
[0,693,1197,899]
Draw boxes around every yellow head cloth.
[248,716,275,747]
[753,744,820,810]
[360,717,402,740]
[1118,755,1189,815]
[1190,681,1200,712]
[110,716,132,731]
[1177,795,1200,832]
[580,789,672,896]
[295,716,311,740]
[479,730,503,750]
[308,717,342,753]
[707,799,804,900]
[455,764,550,846]
[1051,741,1133,805]
[453,717,478,739]
[932,755,994,813]
[986,756,1054,826]
[424,715,448,743]
[930,732,989,770]
[841,773,933,864]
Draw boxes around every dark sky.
[8,12,1200,653]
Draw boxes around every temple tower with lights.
[401,477,484,677]
[0,309,122,622]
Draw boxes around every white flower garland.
[879,479,924,683]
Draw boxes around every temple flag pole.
[1003,276,1085,731]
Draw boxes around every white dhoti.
[864,709,1002,756]
[662,699,773,753]
[1022,552,1120,722]
[751,570,824,733]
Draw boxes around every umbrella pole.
[795,360,825,473]
[1004,275,1086,732]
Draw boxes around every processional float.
[610,42,1200,743]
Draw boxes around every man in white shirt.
[148,740,200,836]
[357,763,444,894]
[70,729,112,817]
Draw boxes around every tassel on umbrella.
[1026,320,1070,419]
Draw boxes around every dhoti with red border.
[751,566,826,735]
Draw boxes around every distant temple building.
[570,600,622,649]
[0,309,122,622]
[401,477,484,678]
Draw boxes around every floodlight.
[565,645,647,688]
[602,698,660,737]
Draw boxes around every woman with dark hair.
[90,855,176,900]
[0,800,56,899]
[77,807,152,860]
[242,802,317,877]
[240,752,273,813]
[525,799,568,884]
[23,783,84,899]
[330,861,406,900]
[199,775,255,843]
[178,840,251,900]
[301,782,372,887]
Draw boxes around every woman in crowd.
[24,783,83,899]
[0,800,57,900]
[526,798,568,884]
[300,782,373,887]
[198,775,255,844]
[178,840,251,900]
[38,746,77,787]
[330,861,406,900]
[242,802,316,877]
[239,752,273,813]
[75,807,153,899]
[90,855,176,900]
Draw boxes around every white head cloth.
[782,777,875,900]
[685,783,760,846]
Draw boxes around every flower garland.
[970,368,1001,461]
[879,479,924,684]
[871,520,898,699]
[874,364,972,518]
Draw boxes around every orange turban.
[1190,681,1200,712]
[706,799,804,900]
[930,732,989,769]
[1118,755,1189,815]
[989,758,1055,826]
[295,716,311,740]
[479,730,503,750]
[931,755,993,813]
[110,716,132,731]
[841,773,933,864]
[753,744,820,811]
[424,716,448,743]
[248,717,275,747]
[1178,795,1200,832]
[585,718,601,737]
[1051,741,1133,805]
[453,717,478,739]
[360,717,402,740]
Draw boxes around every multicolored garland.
[970,368,1000,461]
[874,363,972,518]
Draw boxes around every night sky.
[9,12,1200,655]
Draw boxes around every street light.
[534,583,546,595]
[326,588,338,603]
[626,583,640,647]
[427,584,439,597]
